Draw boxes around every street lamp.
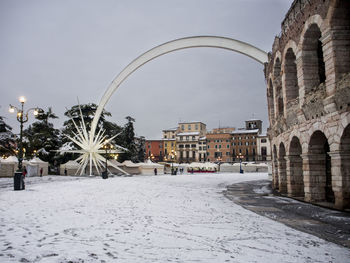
[170,150,177,175]
[236,153,244,174]
[102,141,113,179]
[9,96,41,172]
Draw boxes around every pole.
[18,102,24,171]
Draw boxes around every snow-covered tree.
[0,116,16,156]
[22,108,61,167]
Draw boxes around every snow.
[231,129,259,134]
[0,173,349,262]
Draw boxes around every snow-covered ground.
[0,173,349,262]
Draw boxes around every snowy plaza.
[1,173,349,262]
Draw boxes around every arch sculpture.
[66,36,268,175]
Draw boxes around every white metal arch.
[90,36,268,140]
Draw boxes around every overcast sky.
[0,0,293,139]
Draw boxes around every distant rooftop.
[177,132,200,136]
[231,129,259,134]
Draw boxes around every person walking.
[154,168,157,175]
[40,167,43,177]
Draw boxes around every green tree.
[22,108,61,171]
[0,116,16,157]
[119,116,137,162]
[36,107,58,125]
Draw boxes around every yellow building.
[162,128,177,161]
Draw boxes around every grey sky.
[0,0,293,139]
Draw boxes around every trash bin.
[101,171,108,179]
[14,172,25,190]
[240,169,244,174]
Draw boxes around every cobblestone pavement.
[223,180,350,249]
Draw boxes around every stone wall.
[266,0,350,209]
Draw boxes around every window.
[179,144,184,148]
[185,144,190,148]
[261,139,267,143]
[199,146,202,151]
[232,142,235,146]
[246,149,249,155]
[188,124,191,130]
[203,146,206,150]
[191,144,196,148]
[227,144,230,148]
[195,124,198,130]
[246,142,249,146]
[165,143,167,147]
[164,135,167,139]
[215,145,218,149]
[207,145,210,149]
[207,152,210,156]
[172,135,175,139]
[232,149,235,156]
[219,145,222,148]
[226,139,230,142]
[226,152,230,156]
[186,136,189,141]
[180,136,183,141]
[181,125,184,130]
[192,136,195,140]
[171,142,174,147]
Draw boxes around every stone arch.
[287,136,304,197]
[300,20,326,94]
[273,56,284,118]
[272,144,279,190]
[284,47,299,101]
[339,124,350,208]
[90,36,268,137]
[278,142,287,193]
[306,130,334,203]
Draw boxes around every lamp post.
[236,153,244,174]
[9,96,40,172]
[102,141,113,179]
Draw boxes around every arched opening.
[329,0,350,75]
[278,142,287,193]
[284,48,299,101]
[288,136,304,197]
[340,124,350,208]
[273,144,279,190]
[301,24,326,93]
[308,131,334,203]
[268,78,275,123]
[273,58,284,117]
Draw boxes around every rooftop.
[231,129,259,135]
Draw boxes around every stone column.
[272,157,279,190]
[329,151,350,209]
[286,155,304,197]
[302,153,326,202]
[278,157,287,194]
[321,29,350,98]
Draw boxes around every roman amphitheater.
[266,0,350,209]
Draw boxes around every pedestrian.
[64,168,67,176]
[40,167,43,177]
[22,166,27,177]
[154,168,157,175]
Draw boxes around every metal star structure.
[59,104,129,176]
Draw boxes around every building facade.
[176,122,206,163]
[162,128,177,160]
[266,0,350,209]
[145,140,163,162]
